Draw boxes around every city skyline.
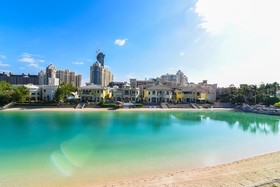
[0,0,279,87]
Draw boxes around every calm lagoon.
[0,110,280,185]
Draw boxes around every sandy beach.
[100,151,280,187]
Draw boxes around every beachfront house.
[111,83,140,102]
[144,84,172,103]
[181,82,217,103]
[79,84,110,102]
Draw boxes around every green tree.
[0,81,13,104]
[54,83,77,102]
[12,86,30,103]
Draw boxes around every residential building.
[159,70,188,87]
[46,64,56,85]
[130,78,155,101]
[108,81,125,88]
[144,84,172,103]
[90,52,113,86]
[111,83,140,102]
[38,70,46,85]
[79,84,110,102]
[13,84,41,101]
[56,69,82,88]
[0,72,39,85]
[181,81,217,103]
[41,85,59,101]
[48,77,59,86]
[176,70,188,86]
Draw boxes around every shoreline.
[2,106,234,112]
[2,151,280,186]
[99,151,280,187]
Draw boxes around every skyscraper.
[46,64,56,85]
[55,69,82,87]
[38,70,46,85]
[90,52,113,86]
[97,52,105,67]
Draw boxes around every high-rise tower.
[90,51,113,86]
[96,52,105,67]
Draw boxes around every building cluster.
[38,64,82,87]
[1,61,82,102]
[1,51,219,103]
[0,72,39,85]
[80,79,217,104]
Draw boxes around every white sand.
[100,151,280,187]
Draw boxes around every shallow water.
[0,110,279,185]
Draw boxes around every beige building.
[111,83,140,102]
[181,81,217,103]
[144,84,172,103]
[56,69,82,88]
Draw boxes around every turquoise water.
[0,110,280,185]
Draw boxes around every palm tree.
[272,82,279,97]
[250,85,257,105]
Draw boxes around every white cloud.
[0,63,9,67]
[19,67,25,70]
[72,61,84,65]
[194,0,280,36]
[0,55,6,60]
[193,0,280,85]
[115,39,128,46]
[18,53,45,69]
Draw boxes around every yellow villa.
[79,84,111,102]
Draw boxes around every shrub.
[100,103,116,108]
[274,102,280,108]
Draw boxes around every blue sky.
[0,0,279,87]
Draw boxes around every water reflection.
[200,111,280,134]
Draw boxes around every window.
[152,91,155,95]
[166,91,169,95]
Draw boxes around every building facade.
[46,64,56,85]
[56,69,82,88]
[79,84,110,102]
[144,84,172,103]
[111,83,140,102]
[159,70,188,87]
[0,72,38,85]
[90,52,113,86]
